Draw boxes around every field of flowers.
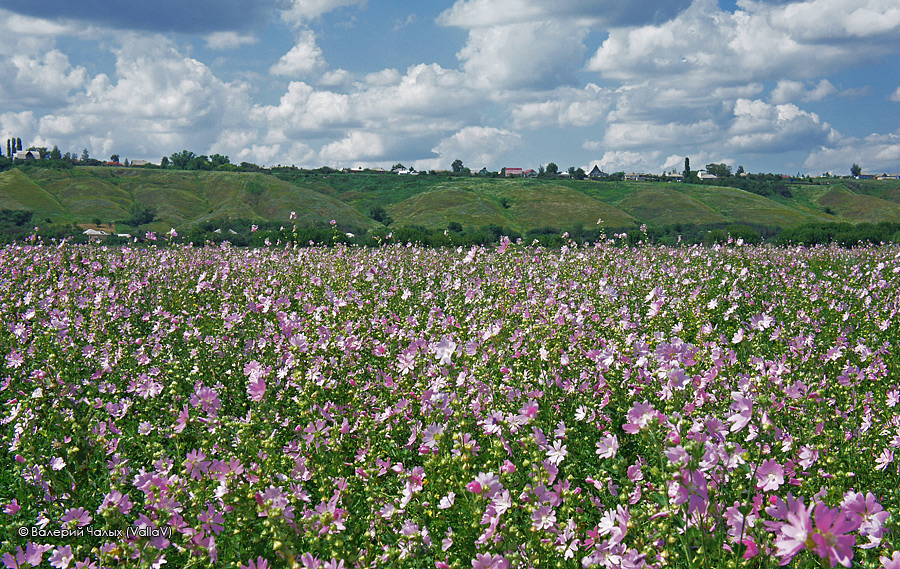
[2,238,900,569]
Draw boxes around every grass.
[2,167,900,235]
[817,185,900,224]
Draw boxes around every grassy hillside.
[1,166,899,236]
[1,167,380,232]
[383,179,635,231]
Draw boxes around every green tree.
[451,159,464,173]
[160,156,170,169]
[851,163,862,177]
[50,146,62,160]
[705,163,732,178]
[210,154,230,168]
[170,149,196,169]
[370,205,392,226]
[546,162,559,176]
[81,148,90,162]
[110,154,120,163]
[16,138,22,151]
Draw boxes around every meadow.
[1,235,899,568]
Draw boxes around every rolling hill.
[1,165,898,235]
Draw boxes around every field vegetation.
[1,237,899,568]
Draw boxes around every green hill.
[1,166,899,236]
[1,166,380,232]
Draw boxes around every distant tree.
[392,163,405,171]
[683,157,691,179]
[110,154,120,163]
[451,159,464,173]
[447,221,463,233]
[16,138,22,151]
[546,162,559,176]
[705,163,732,178]
[370,205,392,226]
[736,165,745,176]
[160,156,170,169]
[81,148,90,162]
[6,139,10,157]
[170,150,196,169]
[538,165,545,177]
[851,163,862,177]
[573,167,587,180]
[188,155,212,170]
[210,154,230,168]
[50,146,62,160]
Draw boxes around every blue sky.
[1,0,899,175]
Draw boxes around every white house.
[12,149,40,161]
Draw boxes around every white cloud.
[586,0,892,89]
[252,81,352,139]
[587,150,662,173]
[319,69,353,87]
[770,79,837,104]
[430,126,522,168]
[352,64,476,132]
[726,98,837,152]
[205,31,258,50]
[511,84,612,129]
[319,131,385,164]
[601,119,720,149]
[280,0,366,26]
[454,21,588,90]
[803,131,900,174]
[890,86,900,102]
[766,0,900,41]
[270,30,326,77]
[0,50,88,109]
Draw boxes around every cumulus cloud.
[803,131,900,174]
[511,84,612,129]
[890,86,900,102]
[587,0,896,88]
[319,131,385,164]
[586,150,663,174]
[0,50,88,109]
[726,98,837,152]
[431,126,522,168]
[770,79,837,104]
[270,30,327,77]
[454,21,588,90]
[280,0,367,26]
[252,81,353,139]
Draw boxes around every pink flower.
[61,507,92,528]
[49,545,74,569]
[531,504,556,530]
[185,449,211,479]
[880,551,900,569]
[756,459,784,492]
[595,434,619,459]
[466,481,483,494]
[773,498,813,563]
[622,400,659,434]
[241,557,270,569]
[471,553,509,569]
[810,503,857,568]
[3,499,20,515]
